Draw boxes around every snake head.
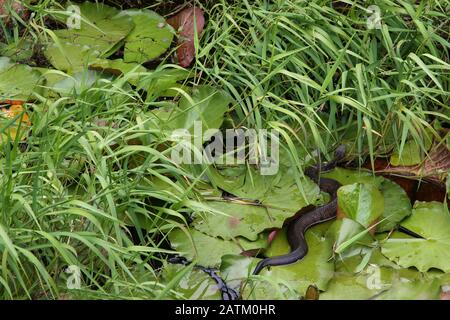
[334,145,346,161]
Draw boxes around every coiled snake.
[253,146,346,275]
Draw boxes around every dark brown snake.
[252,146,346,275]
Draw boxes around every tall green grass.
[0,0,449,299]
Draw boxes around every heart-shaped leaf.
[338,183,384,228]
[381,201,450,273]
[120,9,174,64]
[169,228,267,268]
[45,2,134,72]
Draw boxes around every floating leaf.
[167,7,205,67]
[45,2,133,71]
[378,179,412,232]
[0,39,34,62]
[0,57,42,100]
[327,218,374,258]
[149,85,232,142]
[168,228,267,268]
[89,58,147,76]
[321,262,441,300]
[51,70,106,95]
[161,263,221,300]
[243,225,334,299]
[120,9,174,64]
[325,168,410,231]
[390,139,431,167]
[192,201,286,241]
[323,167,383,187]
[381,201,450,272]
[193,165,320,241]
[338,183,384,228]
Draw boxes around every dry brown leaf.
[0,104,31,141]
[0,0,29,23]
[167,7,205,67]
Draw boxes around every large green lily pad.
[381,201,450,273]
[160,263,222,300]
[149,86,232,143]
[168,228,267,267]
[120,9,174,63]
[321,262,442,300]
[243,225,334,299]
[0,57,42,100]
[338,183,384,228]
[324,168,411,231]
[390,138,432,167]
[193,165,320,241]
[45,2,134,72]
[192,201,287,241]
[378,179,412,232]
[323,167,384,187]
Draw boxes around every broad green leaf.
[378,179,412,232]
[89,58,147,76]
[44,41,101,72]
[321,263,441,300]
[243,225,334,299]
[160,263,222,300]
[149,86,232,142]
[51,70,106,95]
[390,138,432,166]
[168,228,267,268]
[45,2,134,71]
[194,165,320,241]
[327,218,373,259]
[0,39,34,62]
[338,183,384,228]
[192,201,287,241]
[120,9,174,63]
[0,57,42,100]
[382,201,450,272]
[323,167,383,187]
[324,168,412,231]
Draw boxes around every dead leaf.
[0,104,31,141]
[167,7,205,67]
[0,0,29,24]
[368,138,450,186]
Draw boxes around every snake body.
[252,146,345,275]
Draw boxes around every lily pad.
[149,85,232,142]
[192,201,287,241]
[323,167,383,187]
[381,201,450,273]
[243,225,334,299]
[327,218,374,258]
[0,57,42,100]
[51,70,106,95]
[168,228,267,268]
[390,139,432,167]
[321,262,441,300]
[324,168,411,231]
[337,183,384,228]
[378,179,412,232]
[88,58,147,86]
[193,164,320,241]
[45,2,134,71]
[161,263,221,300]
[120,9,174,63]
